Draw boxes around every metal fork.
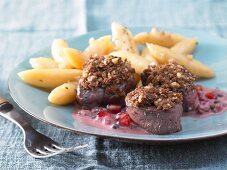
[0,96,88,158]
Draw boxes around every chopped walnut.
[141,63,196,93]
[79,55,135,96]
[125,86,183,110]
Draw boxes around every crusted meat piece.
[79,55,135,90]
[141,63,196,93]
[125,86,183,110]
[77,55,136,106]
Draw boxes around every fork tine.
[35,148,49,155]
[44,146,59,153]
[51,144,64,150]
[27,144,88,158]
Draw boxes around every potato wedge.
[110,51,151,74]
[111,22,139,54]
[29,57,59,69]
[83,35,114,58]
[135,28,184,47]
[171,38,197,54]
[18,69,82,89]
[48,82,77,105]
[51,39,73,68]
[141,47,158,64]
[146,43,214,78]
[63,48,85,69]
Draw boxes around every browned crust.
[142,63,196,93]
[79,55,135,97]
[125,86,183,110]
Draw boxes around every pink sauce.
[185,86,227,118]
[72,105,148,134]
[72,85,227,134]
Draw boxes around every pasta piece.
[136,80,143,88]
[134,73,141,84]
[63,48,85,69]
[83,35,114,58]
[135,28,185,47]
[48,82,77,105]
[146,43,215,78]
[141,47,158,64]
[29,57,59,69]
[51,39,73,68]
[111,22,139,54]
[110,51,151,74]
[18,69,82,89]
[171,38,197,54]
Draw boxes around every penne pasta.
[111,22,139,54]
[135,28,185,47]
[51,39,73,68]
[18,69,82,89]
[63,48,85,69]
[29,57,59,69]
[48,82,77,105]
[141,47,158,64]
[146,43,215,78]
[171,38,197,54]
[83,35,114,58]
[110,51,151,74]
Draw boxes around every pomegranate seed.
[107,104,121,113]
[195,85,203,92]
[117,113,132,127]
[205,92,215,99]
[97,111,109,117]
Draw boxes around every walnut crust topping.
[125,86,183,110]
[142,63,196,93]
[79,55,135,90]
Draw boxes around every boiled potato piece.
[51,39,73,68]
[48,82,77,105]
[146,43,214,78]
[135,28,184,47]
[63,48,85,69]
[84,35,114,58]
[171,38,197,54]
[110,51,151,74]
[18,69,82,89]
[141,47,158,64]
[111,22,139,54]
[29,57,59,69]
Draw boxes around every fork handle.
[0,96,34,131]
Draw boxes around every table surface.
[1,0,227,169]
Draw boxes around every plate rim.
[8,27,227,143]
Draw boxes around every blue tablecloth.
[1,0,227,169]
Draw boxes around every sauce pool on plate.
[72,85,227,135]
